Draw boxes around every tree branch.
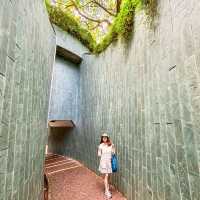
[71,0,112,25]
[116,0,122,13]
[81,0,94,7]
[89,22,101,30]
[91,0,117,16]
[54,0,113,25]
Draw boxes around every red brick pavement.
[45,154,127,200]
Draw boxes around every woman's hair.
[100,136,112,146]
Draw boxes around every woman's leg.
[107,174,110,191]
[104,174,109,192]
[104,174,112,198]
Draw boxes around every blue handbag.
[111,154,118,172]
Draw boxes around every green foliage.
[45,0,157,54]
[45,0,96,51]
[95,0,141,53]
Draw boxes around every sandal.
[105,190,112,199]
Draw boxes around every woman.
[98,133,115,199]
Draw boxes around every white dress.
[98,143,115,174]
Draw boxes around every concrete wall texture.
[3,0,199,199]
[48,56,80,122]
[48,25,88,124]
[47,56,81,154]
[0,0,55,200]
[55,0,200,199]
[53,25,89,58]
[47,27,88,155]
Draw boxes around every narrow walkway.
[45,154,126,200]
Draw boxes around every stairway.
[44,154,126,200]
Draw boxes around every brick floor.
[45,154,126,200]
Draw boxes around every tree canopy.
[45,0,157,53]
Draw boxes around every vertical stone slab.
[0,0,56,199]
[71,0,200,199]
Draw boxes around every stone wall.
[47,26,88,156]
[48,57,80,122]
[45,0,200,199]
[53,25,88,58]
[66,0,200,199]
[48,25,88,124]
[0,0,55,199]
[47,56,80,154]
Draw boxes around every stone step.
[45,159,72,167]
[44,154,127,200]
[45,157,65,164]
[45,161,81,174]
[45,155,61,160]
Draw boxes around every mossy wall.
[0,0,55,199]
[45,0,157,54]
[62,0,200,199]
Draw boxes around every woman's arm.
[112,144,115,154]
[97,145,102,157]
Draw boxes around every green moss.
[45,0,157,54]
[141,0,158,27]
[45,0,96,51]
[95,0,141,54]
